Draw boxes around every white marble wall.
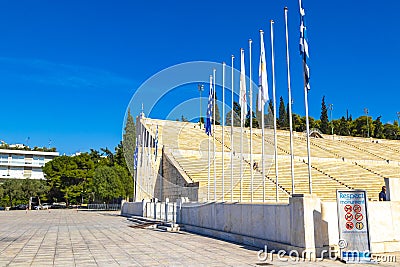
[385,178,400,201]
[121,195,400,254]
[177,195,321,252]
[121,201,146,216]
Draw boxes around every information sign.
[337,190,372,263]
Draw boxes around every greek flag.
[133,138,138,169]
[154,125,158,160]
[299,0,310,90]
[258,30,269,112]
[205,75,213,136]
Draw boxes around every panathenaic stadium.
[122,115,400,257]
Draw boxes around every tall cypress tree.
[268,101,274,117]
[122,109,136,178]
[256,92,262,128]
[265,101,274,128]
[278,96,287,128]
[226,101,241,127]
[320,96,329,134]
[214,92,221,125]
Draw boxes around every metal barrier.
[144,200,177,222]
[87,203,121,210]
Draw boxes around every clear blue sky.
[1,0,399,155]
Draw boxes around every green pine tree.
[373,116,384,139]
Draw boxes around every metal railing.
[86,203,121,210]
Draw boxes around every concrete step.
[127,216,181,231]
[129,216,163,224]
[127,216,164,229]
[157,224,181,232]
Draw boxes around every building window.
[0,154,8,163]
[11,154,24,164]
[33,156,45,166]
[0,166,8,177]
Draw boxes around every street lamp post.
[364,108,369,138]
[329,104,334,136]
[397,112,400,123]
[198,84,204,127]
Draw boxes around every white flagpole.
[284,7,296,195]
[145,129,148,196]
[240,112,243,202]
[240,48,244,203]
[260,30,266,203]
[208,75,212,202]
[147,128,151,196]
[213,68,217,201]
[304,68,312,195]
[262,98,265,202]
[231,55,234,202]
[208,131,210,201]
[222,62,225,202]
[249,39,253,203]
[299,0,313,194]
[141,126,145,199]
[134,135,139,202]
[271,20,279,202]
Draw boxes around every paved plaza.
[0,210,398,266]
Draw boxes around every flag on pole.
[133,138,138,169]
[154,125,158,160]
[205,75,213,136]
[239,49,247,122]
[299,0,310,90]
[258,30,269,111]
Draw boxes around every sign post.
[337,190,372,263]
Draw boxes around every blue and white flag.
[258,30,269,112]
[299,0,310,90]
[205,75,213,136]
[133,138,138,169]
[154,125,158,160]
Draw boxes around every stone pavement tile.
[74,259,98,265]
[9,257,33,264]
[6,264,31,267]
[96,259,120,266]
[31,263,54,267]
[4,210,398,267]
[75,263,98,267]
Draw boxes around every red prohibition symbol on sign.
[345,213,353,221]
[353,204,362,213]
[355,213,363,221]
[346,221,354,230]
[344,205,352,213]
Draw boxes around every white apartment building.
[0,148,59,180]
